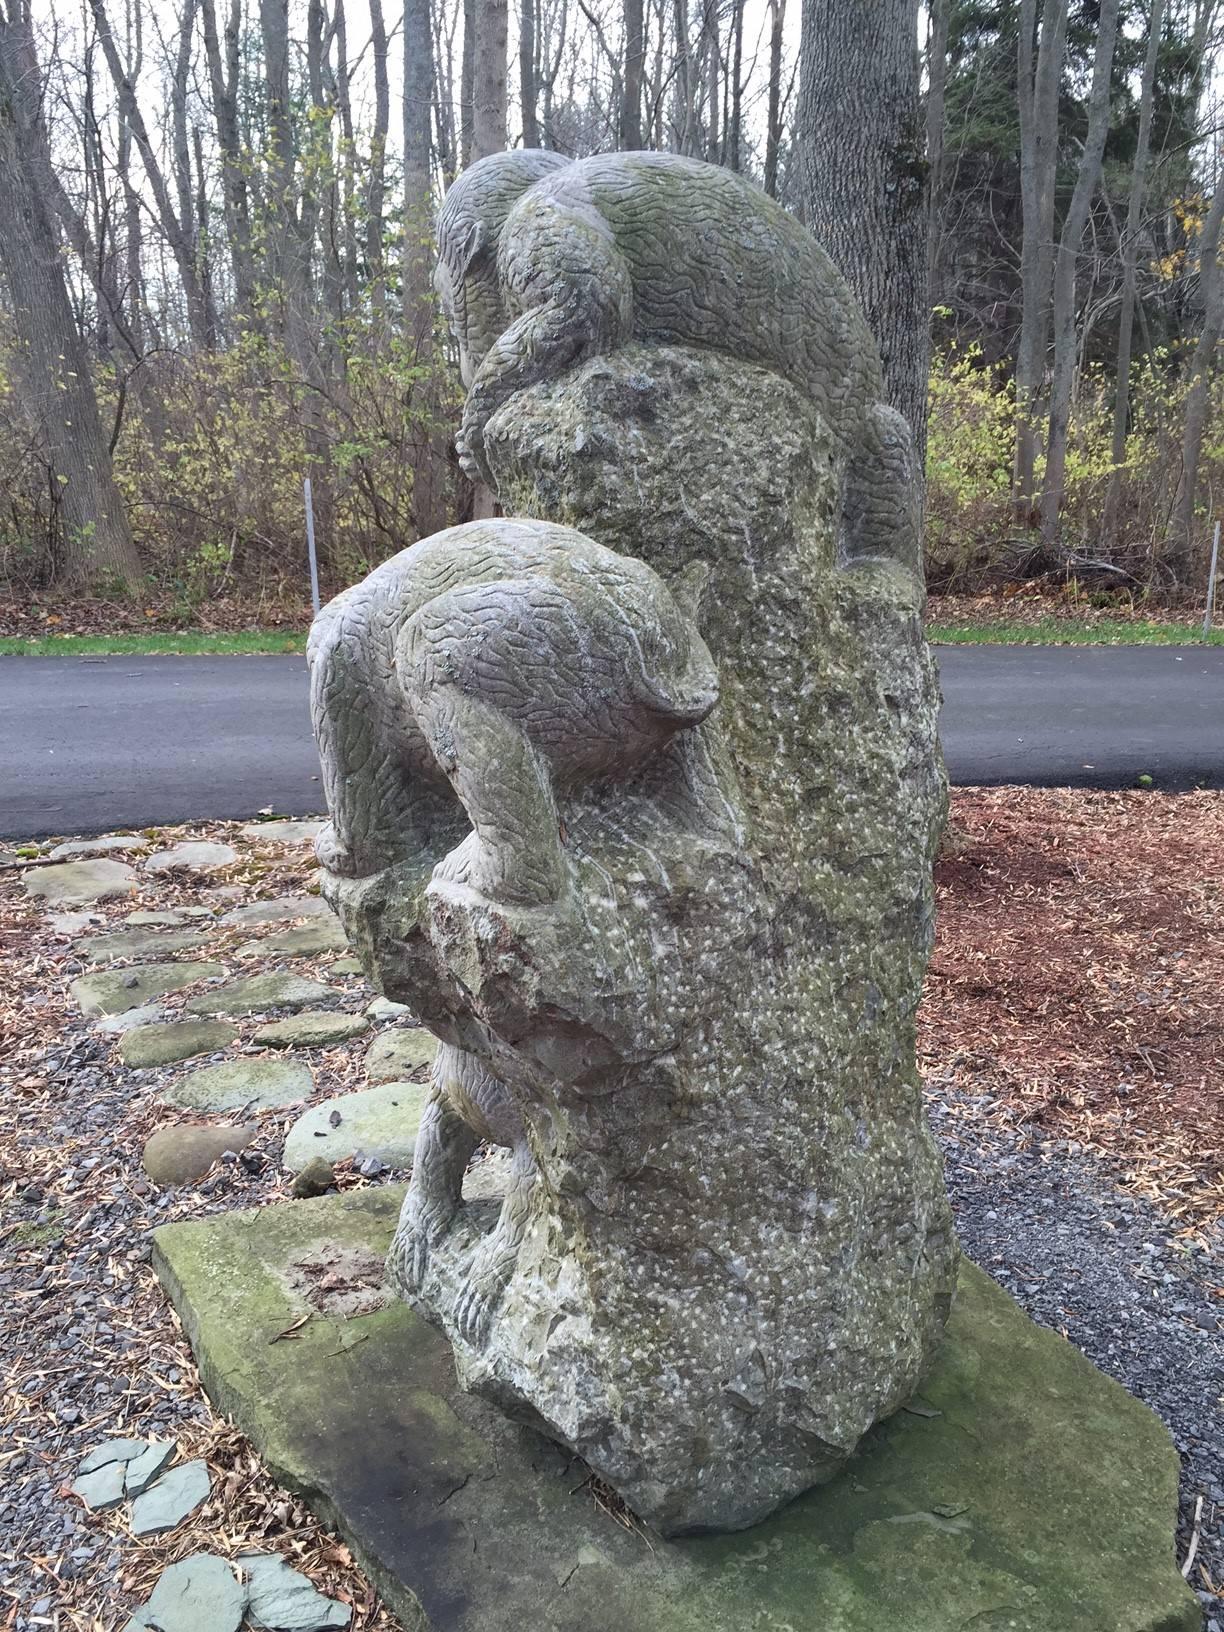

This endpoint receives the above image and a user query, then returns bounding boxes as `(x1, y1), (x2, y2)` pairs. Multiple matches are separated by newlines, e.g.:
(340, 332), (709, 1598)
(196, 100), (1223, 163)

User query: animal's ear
(668, 560), (710, 625)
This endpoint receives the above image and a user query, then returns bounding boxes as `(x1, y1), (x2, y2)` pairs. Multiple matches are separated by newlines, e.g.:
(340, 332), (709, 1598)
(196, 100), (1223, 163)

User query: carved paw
(314, 822), (361, 878)
(456, 418), (490, 487)
(453, 1270), (505, 1348)
(393, 1202), (453, 1291)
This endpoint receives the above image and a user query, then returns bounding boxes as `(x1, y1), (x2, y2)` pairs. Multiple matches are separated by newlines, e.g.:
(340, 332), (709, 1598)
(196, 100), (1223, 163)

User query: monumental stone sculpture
(311, 150), (958, 1537)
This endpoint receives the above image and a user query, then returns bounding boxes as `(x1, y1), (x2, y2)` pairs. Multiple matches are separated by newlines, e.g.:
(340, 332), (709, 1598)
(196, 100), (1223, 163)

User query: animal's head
(435, 149), (569, 385)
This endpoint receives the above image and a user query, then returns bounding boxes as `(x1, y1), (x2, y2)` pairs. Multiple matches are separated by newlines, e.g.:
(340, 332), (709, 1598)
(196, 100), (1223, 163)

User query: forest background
(1, 0), (1222, 625)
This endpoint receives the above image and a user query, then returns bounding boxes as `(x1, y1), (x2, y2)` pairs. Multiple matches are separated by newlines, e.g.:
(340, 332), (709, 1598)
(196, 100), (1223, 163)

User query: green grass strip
(0, 629), (307, 657)
(926, 618), (1224, 648)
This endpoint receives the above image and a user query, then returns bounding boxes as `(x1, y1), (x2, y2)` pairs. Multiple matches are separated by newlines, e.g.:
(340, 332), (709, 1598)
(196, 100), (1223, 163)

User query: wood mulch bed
(0, 592), (314, 640)
(921, 786), (1224, 1236)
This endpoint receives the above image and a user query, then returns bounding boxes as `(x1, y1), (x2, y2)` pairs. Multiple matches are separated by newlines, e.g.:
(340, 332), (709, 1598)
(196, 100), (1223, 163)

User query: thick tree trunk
(621, 0), (645, 149)
(1169, 182), (1224, 581)
(1013, 0), (1068, 521)
(521, 0), (540, 145)
(0, 5), (140, 588)
(797, 0), (929, 452)
(925, 0), (949, 307)
(200, 0), (257, 319)
(1101, 0), (1164, 550)
(764, 0), (785, 198)
(460, 0), (476, 166)
(472, 0), (508, 158)
(1038, 0), (1120, 551)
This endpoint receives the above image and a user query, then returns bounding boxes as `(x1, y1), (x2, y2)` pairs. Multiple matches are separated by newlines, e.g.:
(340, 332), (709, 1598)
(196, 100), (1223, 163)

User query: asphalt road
(1, 645), (1221, 839)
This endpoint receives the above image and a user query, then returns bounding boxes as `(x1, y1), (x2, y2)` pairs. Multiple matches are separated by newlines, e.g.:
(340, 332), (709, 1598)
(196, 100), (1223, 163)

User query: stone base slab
(152, 1189), (1198, 1632)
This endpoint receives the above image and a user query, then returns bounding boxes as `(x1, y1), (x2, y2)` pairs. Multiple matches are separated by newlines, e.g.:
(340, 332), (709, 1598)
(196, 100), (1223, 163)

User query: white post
(304, 476), (321, 617)
(1205, 517), (1221, 641)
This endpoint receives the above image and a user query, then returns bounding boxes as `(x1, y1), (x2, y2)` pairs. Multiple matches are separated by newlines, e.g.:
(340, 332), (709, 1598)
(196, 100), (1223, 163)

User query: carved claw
(393, 1200), (454, 1291)
(314, 822), (357, 877)
(457, 416), (491, 487)
(453, 1271), (504, 1347)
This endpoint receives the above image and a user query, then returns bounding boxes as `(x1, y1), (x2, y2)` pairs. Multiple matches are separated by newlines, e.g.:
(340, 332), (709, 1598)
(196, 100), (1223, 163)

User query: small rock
(129, 1459), (211, 1536)
(291, 1158), (336, 1199)
(142, 1125), (258, 1185)
(72, 961), (226, 1017)
(144, 841), (239, 874)
(124, 1440), (175, 1496)
(254, 1011), (370, 1049)
(239, 1551), (351, 1630)
(165, 1058), (312, 1112)
(22, 859), (137, 906)
(71, 1463), (127, 1511)
(79, 1437), (150, 1474)
(49, 834), (148, 860)
(124, 1551), (243, 1630)
(94, 1004), (169, 1034)
(240, 819), (326, 844)
(282, 1082), (429, 1172)
(220, 895), (334, 928)
(365, 996), (413, 1021)
(47, 910), (99, 935)
(365, 1028), (437, 1083)
(185, 973), (337, 1017)
(120, 1019), (240, 1069)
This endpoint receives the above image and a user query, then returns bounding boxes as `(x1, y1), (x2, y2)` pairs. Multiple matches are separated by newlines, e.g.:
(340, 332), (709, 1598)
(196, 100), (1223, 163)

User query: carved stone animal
(435, 148), (921, 575)
(308, 516), (719, 898)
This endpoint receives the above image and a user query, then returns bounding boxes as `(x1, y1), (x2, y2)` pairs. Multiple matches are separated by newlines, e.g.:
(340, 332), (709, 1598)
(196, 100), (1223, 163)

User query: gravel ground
(931, 1088), (1224, 1627)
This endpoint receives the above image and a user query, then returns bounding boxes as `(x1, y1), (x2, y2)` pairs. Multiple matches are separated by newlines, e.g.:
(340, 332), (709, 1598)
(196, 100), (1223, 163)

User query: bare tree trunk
(460, 0), (476, 166)
(1038, 0), (1120, 551)
(521, 0), (540, 145)
(0, 1), (140, 588)
(200, 0), (257, 318)
(472, 0), (508, 158)
(764, 0), (785, 198)
(405, 0), (449, 536)
(727, 0), (744, 170)
(1013, 0), (1068, 521)
(925, 0), (949, 308)
(797, 0), (929, 451)
(1169, 181), (1224, 581)
(1101, 0), (1164, 550)
(621, 0), (644, 148)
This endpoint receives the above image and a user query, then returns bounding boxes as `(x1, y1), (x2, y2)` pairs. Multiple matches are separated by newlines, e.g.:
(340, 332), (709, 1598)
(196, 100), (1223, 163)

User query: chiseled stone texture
(152, 1188), (1200, 1632)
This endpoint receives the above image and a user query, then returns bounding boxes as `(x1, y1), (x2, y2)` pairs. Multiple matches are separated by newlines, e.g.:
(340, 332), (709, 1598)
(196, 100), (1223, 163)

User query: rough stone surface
(254, 1011), (370, 1049)
(329, 956), (363, 975)
(312, 157), (950, 1530)
(47, 910), (100, 934)
(77, 926), (212, 964)
(239, 1552), (352, 1630)
(364, 1028), (437, 1083)
(127, 908), (195, 926)
(129, 1458), (211, 1535)
(22, 858), (137, 906)
(49, 833), (148, 859)
(185, 973), (337, 1017)
(119, 1018), (239, 1068)
(221, 895), (334, 927)
(166, 1057), (312, 1112)
(291, 1158), (336, 1199)
(144, 841), (239, 873)
(242, 820), (327, 844)
(94, 1003), (167, 1034)
(152, 1188), (1200, 1632)
(142, 1124), (256, 1185)
(70, 1462), (127, 1511)
(124, 1553), (243, 1631)
(281, 1084), (427, 1172)
(124, 1439), (175, 1495)
(71, 961), (225, 1016)
(365, 996), (412, 1021)
(239, 920), (350, 960)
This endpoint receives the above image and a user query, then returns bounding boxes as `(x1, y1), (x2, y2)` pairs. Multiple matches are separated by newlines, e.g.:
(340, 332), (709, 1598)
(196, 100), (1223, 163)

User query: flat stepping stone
(120, 1019), (239, 1068)
(145, 841), (239, 874)
(47, 910), (100, 934)
(255, 1012), (370, 1050)
(127, 908), (192, 926)
(72, 961), (226, 1017)
(239, 1552), (351, 1630)
(365, 996), (413, 1021)
(328, 956), (363, 975)
(365, 1029), (437, 1083)
(77, 926), (212, 965)
(49, 834), (147, 859)
(186, 973), (337, 1017)
(166, 1058), (313, 1112)
(282, 1082), (429, 1172)
(129, 1459), (211, 1537)
(221, 894), (334, 928)
(94, 1004), (168, 1034)
(241, 819), (326, 844)
(239, 920), (349, 960)
(22, 859), (136, 906)
(142, 1124), (257, 1185)
(125, 1440), (175, 1495)
(71, 1462), (127, 1511)
(124, 1552), (242, 1632)
(79, 1436), (150, 1473)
